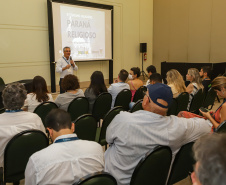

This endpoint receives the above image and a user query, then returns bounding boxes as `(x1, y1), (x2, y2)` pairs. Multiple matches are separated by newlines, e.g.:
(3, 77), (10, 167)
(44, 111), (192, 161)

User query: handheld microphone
(70, 56), (73, 66)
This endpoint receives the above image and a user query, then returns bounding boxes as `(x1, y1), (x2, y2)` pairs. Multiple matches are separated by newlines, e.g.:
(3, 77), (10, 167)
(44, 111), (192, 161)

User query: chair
(175, 92), (189, 115)
(167, 98), (177, 116)
(216, 120), (226, 133)
(33, 101), (58, 127)
(189, 89), (205, 113)
(0, 77), (5, 86)
(0, 108), (5, 114)
(202, 88), (217, 109)
(114, 89), (132, 111)
(167, 142), (195, 185)
(133, 86), (147, 102)
(130, 100), (143, 113)
(67, 97), (89, 122)
(74, 114), (97, 141)
(0, 129), (49, 185)
(92, 92), (112, 122)
(73, 171), (117, 185)
(98, 106), (124, 149)
(130, 146), (172, 185)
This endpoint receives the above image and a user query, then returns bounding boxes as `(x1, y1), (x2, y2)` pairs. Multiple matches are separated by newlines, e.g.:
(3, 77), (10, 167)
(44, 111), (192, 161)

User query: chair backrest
(0, 77), (5, 86)
(33, 101), (58, 127)
(189, 89), (205, 113)
(92, 92), (112, 121)
(74, 114), (97, 141)
(99, 106), (124, 146)
(202, 88), (217, 109)
(167, 142), (195, 185)
(0, 108), (5, 114)
(133, 86), (147, 102)
(167, 98), (177, 116)
(175, 92), (189, 115)
(130, 146), (172, 185)
(4, 129), (49, 183)
(67, 97), (89, 122)
(130, 100), (143, 113)
(216, 120), (226, 133)
(114, 89), (132, 111)
(74, 172), (117, 185)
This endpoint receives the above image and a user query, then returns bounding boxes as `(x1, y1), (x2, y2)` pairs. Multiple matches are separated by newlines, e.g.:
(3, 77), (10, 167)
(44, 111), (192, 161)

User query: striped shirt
(104, 110), (211, 185)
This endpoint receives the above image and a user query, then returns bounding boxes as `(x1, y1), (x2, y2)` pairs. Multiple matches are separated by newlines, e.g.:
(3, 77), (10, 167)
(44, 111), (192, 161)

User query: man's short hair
(149, 73), (162, 83)
(118, 69), (129, 82)
(193, 133), (226, 185)
(45, 109), (72, 132)
(146, 65), (156, 74)
(63, 46), (70, 52)
(2, 82), (27, 110)
(201, 66), (212, 78)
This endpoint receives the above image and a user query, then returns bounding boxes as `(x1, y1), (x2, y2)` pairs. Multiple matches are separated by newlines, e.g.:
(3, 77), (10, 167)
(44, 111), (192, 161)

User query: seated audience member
(23, 76), (53, 112)
(0, 83), (45, 167)
(199, 66), (212, 93)
(104, 83), (211, 185)
(186, 68), (204, 110)
(146, 65), (156, 85)
(55, 74), (84, 111)
(25, 109), (104, 185)
(200, 76), (226, 129)
(85, 71), (107, 113)
(166, 69), (186, 98)
(191, 133), (226, 185)
(108, 69), (130, 108)
(127, 67), (143, 101)
(149, 73), (162, 85)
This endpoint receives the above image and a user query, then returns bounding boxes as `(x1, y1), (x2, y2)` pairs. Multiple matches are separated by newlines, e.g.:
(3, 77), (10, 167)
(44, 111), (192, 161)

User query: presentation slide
(52, 2), (112, 61)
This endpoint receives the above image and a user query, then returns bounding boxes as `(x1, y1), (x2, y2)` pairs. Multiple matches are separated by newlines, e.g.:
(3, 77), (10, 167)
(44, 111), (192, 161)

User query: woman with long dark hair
(24, 76), (53, 112)
(85, 71), (107, 113)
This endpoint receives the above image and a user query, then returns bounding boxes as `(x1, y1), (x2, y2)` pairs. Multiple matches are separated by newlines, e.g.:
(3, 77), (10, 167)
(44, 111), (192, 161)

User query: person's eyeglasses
(143, 91), (151, 103)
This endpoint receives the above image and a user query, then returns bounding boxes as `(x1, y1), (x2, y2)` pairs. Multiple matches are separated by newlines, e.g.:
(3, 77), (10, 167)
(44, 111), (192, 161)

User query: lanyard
(5, 109), (23, 113)
(54, 137), (79, 143)
(62, 56), (70, 65)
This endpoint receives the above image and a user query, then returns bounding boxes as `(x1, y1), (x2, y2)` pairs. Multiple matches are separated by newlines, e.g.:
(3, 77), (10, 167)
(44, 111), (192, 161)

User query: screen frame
(47, 0), (114, 92)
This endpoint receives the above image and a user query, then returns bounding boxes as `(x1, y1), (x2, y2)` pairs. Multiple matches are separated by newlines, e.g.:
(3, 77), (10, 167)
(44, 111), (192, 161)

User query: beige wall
(153, 0), (226, 72)
(0, 0), (153, 90)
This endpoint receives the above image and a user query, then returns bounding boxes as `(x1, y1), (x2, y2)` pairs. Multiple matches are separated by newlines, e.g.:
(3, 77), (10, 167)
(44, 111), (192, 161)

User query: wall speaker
(140, 43), (147, 53)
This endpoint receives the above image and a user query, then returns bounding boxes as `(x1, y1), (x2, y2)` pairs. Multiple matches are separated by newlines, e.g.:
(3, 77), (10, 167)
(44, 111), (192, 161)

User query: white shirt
(0, 111), (46, 167)
(108, 82), (130, 108)
(104, 110), (212, 185)
(56, 56), (78, 78)
(24, 93), (54, 112)
(25, 134), (104, 185)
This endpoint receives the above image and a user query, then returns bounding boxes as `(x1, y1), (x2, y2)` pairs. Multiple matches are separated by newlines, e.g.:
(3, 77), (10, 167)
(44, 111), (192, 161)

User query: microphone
(70, 56), (73, 66)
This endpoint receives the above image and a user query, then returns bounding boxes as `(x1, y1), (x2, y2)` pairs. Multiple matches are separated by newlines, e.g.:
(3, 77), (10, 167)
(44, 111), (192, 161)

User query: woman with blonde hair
(166, 69), (186, 98)
(200, 76), (226, 129)
(186, 68), (204, 110)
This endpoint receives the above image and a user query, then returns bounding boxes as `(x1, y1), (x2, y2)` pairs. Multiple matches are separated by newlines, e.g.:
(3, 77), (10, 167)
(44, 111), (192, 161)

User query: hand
(63, 64), (71, 70)
(199, 109), (212, 119)
(114, 79), (118, 83)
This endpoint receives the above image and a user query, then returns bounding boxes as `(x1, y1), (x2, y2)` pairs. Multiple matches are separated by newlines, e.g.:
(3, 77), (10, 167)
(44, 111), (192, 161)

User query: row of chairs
(167, 87), (217, 116)
(1, 118), (225, 185)
(0, 128), (193, 185)
(0, 128), (191, 185)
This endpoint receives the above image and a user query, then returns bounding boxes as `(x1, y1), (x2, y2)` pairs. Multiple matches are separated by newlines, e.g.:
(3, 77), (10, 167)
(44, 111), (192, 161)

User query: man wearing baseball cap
(105, 83), (212, 185)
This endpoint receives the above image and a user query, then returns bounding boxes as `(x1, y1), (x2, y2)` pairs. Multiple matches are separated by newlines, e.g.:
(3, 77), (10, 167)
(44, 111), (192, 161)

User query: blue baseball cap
(147, 83), (173, 108)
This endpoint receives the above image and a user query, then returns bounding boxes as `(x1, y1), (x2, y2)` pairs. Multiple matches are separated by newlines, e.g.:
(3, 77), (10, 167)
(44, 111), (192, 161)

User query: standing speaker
(140, 43), (147, 53)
